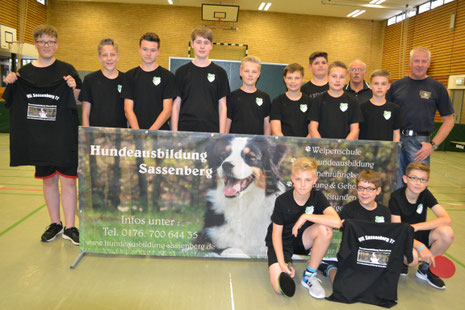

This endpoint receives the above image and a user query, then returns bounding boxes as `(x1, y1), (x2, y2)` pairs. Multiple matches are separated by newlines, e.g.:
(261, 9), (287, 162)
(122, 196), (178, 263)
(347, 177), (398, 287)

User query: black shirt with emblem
(344, 81), (373, 104)
(175, 62), (230, 133)
(340, 200), (391, 223)
(386, 76), (454, 133)
(388, 186), (438, 224)
(79, 70), (127, 128)
(301, 81), (329, 99)
(359, 100), (403, 141)
(265, 188), (331, 249)
(308, 91), (362, 139)
(227, 88), (271, 135)
(121, 66), (176, 130)
(270, 93), (312, 137)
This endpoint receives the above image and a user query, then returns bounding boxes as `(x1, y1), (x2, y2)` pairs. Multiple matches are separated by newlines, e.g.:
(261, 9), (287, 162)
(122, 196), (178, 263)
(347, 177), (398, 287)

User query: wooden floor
(0, 133), (464, 310)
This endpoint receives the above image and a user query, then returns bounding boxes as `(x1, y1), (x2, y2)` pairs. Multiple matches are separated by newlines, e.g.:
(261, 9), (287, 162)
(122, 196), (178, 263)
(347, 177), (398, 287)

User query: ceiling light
(258, 2), (266, 10)
(347, 9), (360, 17)
(168, 0), (173, 4)
(352, 9), (366, 17)
(264, 3), (272, 11)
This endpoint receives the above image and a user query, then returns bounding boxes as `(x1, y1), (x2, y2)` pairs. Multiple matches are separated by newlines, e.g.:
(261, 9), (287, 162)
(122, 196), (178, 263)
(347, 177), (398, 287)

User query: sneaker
(318, 261), (337, 277)
(400, 264), (409, 276)
(63, 227), (80, 245)
(41, 222), (63, 242)
(416, 267), (446, 290)
(301, 271), (325, 299)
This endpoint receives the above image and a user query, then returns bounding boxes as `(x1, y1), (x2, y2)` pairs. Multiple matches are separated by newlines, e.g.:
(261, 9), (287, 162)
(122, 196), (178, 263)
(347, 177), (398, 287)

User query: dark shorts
(414, 230), (431, 246)
(35, 165), (78, 179)
(267, 226), (311, 266)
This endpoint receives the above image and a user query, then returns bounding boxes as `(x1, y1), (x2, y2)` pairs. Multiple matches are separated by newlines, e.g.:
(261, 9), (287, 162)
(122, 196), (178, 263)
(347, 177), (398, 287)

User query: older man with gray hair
(344, 59), (372, 104)
(386, 46), (454, 188)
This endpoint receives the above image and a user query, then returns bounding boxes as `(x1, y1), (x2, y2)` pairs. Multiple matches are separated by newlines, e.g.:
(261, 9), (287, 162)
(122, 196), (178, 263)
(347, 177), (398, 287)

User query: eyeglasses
(36, 41), (57, 47)
(406, 176), (428, 183)
(356, 186), (377, 192)
(351, 68), (364, 72)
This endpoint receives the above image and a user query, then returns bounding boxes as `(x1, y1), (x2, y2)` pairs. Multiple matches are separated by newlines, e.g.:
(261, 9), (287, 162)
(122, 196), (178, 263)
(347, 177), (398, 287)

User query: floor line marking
(444, 253), (465, 270)
(229, 272), (235, 310)
(0, 187), (42, 192)
(0, 204), (46, 237)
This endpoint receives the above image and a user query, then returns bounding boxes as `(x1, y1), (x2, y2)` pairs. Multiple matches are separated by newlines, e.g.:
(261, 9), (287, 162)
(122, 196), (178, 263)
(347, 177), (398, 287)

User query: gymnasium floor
(0, 132), (463, 310)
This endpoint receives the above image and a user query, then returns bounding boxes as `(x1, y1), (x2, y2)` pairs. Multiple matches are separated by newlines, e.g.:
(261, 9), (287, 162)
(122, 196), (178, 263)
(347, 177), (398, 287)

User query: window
(431, 0), (444, 9)
(419, 2), (431, 13)
(387, 17), (397, 26)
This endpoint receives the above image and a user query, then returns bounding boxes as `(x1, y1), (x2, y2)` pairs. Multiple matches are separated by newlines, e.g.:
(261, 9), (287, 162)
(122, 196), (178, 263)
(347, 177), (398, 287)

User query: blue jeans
(396, 135), (430, 189)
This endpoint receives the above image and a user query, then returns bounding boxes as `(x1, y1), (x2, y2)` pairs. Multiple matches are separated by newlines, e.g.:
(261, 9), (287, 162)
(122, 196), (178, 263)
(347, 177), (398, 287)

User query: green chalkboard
(169, 57), (287, 100)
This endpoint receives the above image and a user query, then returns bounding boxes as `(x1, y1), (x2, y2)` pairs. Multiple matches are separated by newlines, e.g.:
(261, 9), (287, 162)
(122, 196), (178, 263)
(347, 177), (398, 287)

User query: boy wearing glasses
(389, 162), (454, 290)
(3, 24), (81, 245)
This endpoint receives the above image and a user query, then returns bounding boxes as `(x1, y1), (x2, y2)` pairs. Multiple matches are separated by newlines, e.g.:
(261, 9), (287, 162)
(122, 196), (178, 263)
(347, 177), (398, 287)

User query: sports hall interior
(0, 0), (464, 309)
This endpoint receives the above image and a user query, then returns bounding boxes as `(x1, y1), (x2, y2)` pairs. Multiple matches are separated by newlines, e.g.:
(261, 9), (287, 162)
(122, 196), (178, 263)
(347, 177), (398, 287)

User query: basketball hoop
(7, 41), (24, 53)
(216, 17), (224, 30)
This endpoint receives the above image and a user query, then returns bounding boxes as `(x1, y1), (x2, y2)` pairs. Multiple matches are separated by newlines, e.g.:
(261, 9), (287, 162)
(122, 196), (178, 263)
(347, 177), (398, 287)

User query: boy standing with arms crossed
(389, 162), (454, 289)
(270, 63), (312, 137)
(122, 33), (175, 130)
(226, 56), (271, 135)
(359, 69), (403, 142)
(308, 61), (362, 140)
(3, 25), (81, 245)
(172, 27), (230, 133)
(265, 157), (341, 299)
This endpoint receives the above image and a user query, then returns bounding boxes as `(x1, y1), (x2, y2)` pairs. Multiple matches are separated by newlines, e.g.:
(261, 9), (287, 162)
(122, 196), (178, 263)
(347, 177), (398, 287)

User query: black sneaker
(318, 261), (337, 277)
(41, 222), (63, 242)
(400, 264), (409, 276)
(63, 227), (80, 245)
(416, 267), (446, 290)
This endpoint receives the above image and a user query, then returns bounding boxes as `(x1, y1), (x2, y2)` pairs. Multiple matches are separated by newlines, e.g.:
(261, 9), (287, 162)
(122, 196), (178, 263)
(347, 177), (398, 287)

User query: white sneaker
(301, 271), (325, 299)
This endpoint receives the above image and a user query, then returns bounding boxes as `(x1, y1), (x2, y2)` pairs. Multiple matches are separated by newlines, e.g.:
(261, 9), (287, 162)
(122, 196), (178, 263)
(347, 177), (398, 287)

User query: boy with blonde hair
(265, 157), (341, 299)
(226, 56), (271, 135)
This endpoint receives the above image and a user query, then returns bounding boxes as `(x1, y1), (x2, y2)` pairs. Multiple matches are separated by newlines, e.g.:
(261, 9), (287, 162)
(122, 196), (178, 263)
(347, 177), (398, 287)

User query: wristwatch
(431, 141), (438, 150)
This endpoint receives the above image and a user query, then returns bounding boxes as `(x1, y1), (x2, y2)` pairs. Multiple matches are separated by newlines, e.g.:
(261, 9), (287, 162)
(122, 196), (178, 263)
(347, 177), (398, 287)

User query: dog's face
(206, 136), (288, 198)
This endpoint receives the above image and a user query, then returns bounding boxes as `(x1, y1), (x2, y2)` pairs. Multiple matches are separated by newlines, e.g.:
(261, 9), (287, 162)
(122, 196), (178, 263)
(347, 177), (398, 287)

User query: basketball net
(8, 41), (25, 69)
(216, 18), (224, 30)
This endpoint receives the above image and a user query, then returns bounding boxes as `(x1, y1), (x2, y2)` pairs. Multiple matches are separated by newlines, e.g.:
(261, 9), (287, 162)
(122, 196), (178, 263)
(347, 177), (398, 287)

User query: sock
(305, 266), (317, 277)
(420, 262), (429, 271)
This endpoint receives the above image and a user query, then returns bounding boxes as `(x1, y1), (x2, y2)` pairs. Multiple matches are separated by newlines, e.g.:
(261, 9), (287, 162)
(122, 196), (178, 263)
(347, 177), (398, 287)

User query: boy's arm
(171, 96), (181, 131)
(309, 121), (321, 138)
(81, 101), (91, 127)
(345, 123), (359, 140)
(272, 223), (294, 275)
(263, 116), (271, 135)
(4, 72), (19, 84)
(225, 118), (232, 133)
(270, 120), (284, 136)
(149, 98), (173, 130)
(124, 98), (140, 129)
(292, 206), (341, 236)
(218, 96), (227, 133)
(393, 129), (400, 142)
(411, 204), (452, 232)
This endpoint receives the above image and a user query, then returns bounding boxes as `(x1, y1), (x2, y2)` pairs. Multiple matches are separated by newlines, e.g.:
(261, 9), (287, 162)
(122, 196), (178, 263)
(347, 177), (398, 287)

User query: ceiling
(59, 0), (430, 21)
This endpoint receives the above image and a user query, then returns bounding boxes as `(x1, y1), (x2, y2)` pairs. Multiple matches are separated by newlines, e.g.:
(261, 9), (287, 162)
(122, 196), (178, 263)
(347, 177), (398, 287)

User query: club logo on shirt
(207, 73), (215, 82)
(375, 216), (385, 223)
(153, 77), (161, 86)
(383, 110), (391, 120)
(256, 97), (263, 106)
(300, 104), (308, 113)
(340, 102), (348, 112)
(117, 84), (122, 93)
(416, 204), (424, 214)
(419, 90), (431, 99)
(305, 206), (314, 214)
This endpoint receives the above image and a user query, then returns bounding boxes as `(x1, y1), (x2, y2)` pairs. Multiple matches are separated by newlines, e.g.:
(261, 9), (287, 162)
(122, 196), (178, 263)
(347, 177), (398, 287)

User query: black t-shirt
(359, 100), (403, 141)
(386, 76), (454, 133)
(328, 219), (414, 308)
(270, 93), (312, 137)
(344, 81), (373, 105)
(340, 200), (391, 223)
(121, 66), (175, 130)
(301, 81), (329, 99)
(78, 70), (127, 128)
(388, 186), (438, 224)
(308, 91), (363, 139)
(227, 88), (271, 135)
(175, 62), (230, 133)
(265, 189), (331, 249)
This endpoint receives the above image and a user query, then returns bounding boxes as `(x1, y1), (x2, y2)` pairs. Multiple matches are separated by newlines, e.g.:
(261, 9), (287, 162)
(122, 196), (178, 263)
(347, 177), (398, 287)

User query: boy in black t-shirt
(308, 61), (362, 140)
(80, 38), (126, 128)
(359, 69), (403, 141)
(270, 63), (312, 137)
(171, 27), (230, 133)
(122, 33), (175, 130)
(301, 51), (329, 99)
(226, 56), (271, 135)
(389, 162), (454, 290)
(3, 25), (81, 245)
(265, 157), (341, 299)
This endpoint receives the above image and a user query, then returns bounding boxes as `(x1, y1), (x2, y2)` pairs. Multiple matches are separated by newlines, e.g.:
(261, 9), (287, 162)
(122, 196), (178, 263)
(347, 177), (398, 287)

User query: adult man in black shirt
(344, 59), (372, 104)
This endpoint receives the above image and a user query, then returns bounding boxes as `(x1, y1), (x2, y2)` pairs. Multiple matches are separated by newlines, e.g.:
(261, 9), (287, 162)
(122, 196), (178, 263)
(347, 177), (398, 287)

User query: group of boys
(267, 159), (454, 301)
